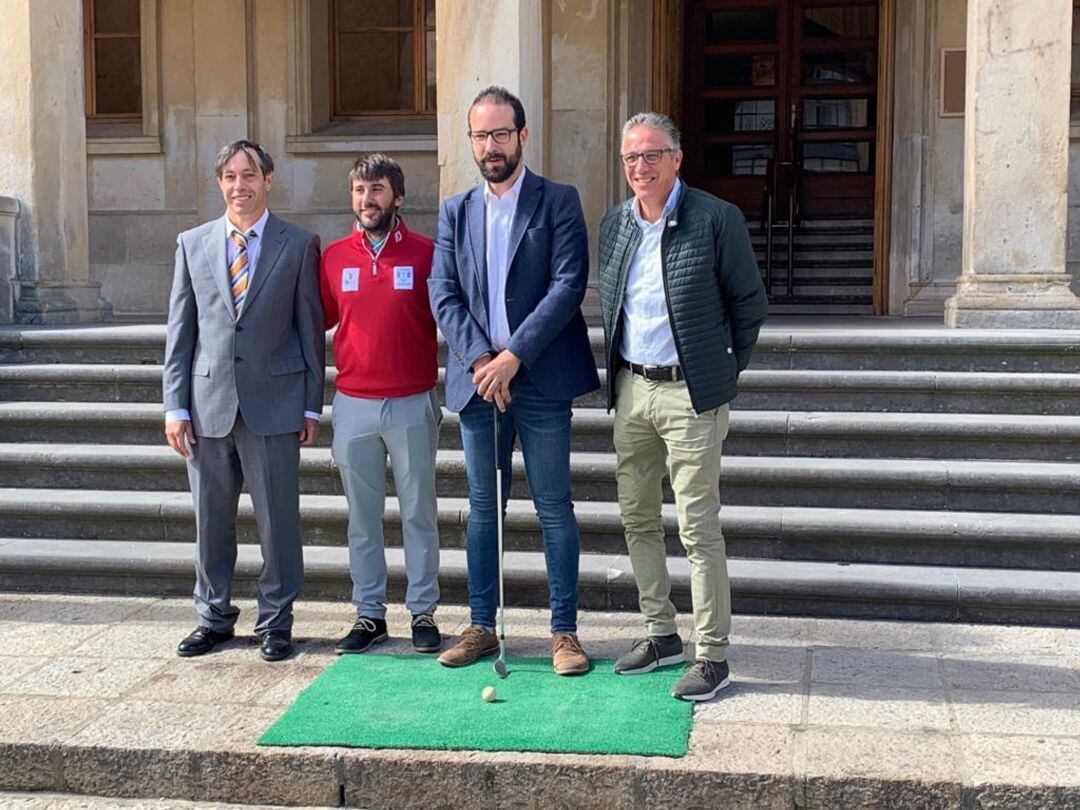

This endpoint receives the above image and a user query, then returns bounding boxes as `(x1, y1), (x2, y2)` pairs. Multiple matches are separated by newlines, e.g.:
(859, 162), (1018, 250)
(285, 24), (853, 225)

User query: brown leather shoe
(552, 632), (590, 675)
(437, 625), (499, 667)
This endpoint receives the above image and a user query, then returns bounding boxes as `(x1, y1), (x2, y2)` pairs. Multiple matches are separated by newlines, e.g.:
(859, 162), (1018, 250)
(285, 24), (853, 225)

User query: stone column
(0, 0), (110, 323)
(435, 0), (549, 200)
(944, 0), (1080, 327)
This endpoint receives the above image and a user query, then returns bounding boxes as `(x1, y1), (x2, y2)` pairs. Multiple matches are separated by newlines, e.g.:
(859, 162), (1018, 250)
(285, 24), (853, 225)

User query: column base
(14, 281), (113, 325)
(944, 273), (1080, 329)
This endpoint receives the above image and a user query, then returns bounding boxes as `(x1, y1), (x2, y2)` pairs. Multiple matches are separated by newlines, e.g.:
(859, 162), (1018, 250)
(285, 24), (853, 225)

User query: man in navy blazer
(429, 86), (599, 675)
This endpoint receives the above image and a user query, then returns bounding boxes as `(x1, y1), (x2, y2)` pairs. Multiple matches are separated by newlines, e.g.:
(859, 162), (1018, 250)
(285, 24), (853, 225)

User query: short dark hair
(469, 85), (526, 130)
(348, 153), (406, 200)
(214, 140), (274, 178)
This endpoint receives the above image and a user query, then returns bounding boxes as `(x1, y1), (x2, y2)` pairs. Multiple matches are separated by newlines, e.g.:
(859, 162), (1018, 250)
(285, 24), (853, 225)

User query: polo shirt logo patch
(393, 266), (414, 290)
(342, 267), (359, 292)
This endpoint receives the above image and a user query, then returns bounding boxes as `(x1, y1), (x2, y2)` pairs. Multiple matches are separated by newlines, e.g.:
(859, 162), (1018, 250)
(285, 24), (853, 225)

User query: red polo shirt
(320, 218), (438, 399)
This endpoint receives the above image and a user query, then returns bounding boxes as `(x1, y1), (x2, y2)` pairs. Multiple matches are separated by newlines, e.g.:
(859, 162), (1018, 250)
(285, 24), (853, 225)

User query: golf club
(493, 405), (508, 679)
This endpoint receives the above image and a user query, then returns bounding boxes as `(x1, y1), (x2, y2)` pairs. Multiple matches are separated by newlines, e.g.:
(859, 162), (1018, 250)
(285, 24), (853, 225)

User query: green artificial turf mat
(258, 654), (693, 757)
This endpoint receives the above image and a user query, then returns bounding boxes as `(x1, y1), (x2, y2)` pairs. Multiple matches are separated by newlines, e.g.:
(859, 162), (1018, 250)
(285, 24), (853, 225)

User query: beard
(354, 202), (396, 237)
(476, 142), (522, 184)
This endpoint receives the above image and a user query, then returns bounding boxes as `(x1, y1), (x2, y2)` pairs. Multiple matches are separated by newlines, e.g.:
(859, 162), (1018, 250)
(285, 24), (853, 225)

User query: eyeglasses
(467, 128), (520, 145)
(620, 149), (675, 167)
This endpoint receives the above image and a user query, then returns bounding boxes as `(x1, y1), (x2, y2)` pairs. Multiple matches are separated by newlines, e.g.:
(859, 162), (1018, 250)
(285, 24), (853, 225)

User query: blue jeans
(458, 374), (580, 633)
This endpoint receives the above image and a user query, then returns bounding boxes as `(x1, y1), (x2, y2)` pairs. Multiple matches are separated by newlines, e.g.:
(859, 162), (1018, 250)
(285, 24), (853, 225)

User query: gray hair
(621, 112), (681, 151)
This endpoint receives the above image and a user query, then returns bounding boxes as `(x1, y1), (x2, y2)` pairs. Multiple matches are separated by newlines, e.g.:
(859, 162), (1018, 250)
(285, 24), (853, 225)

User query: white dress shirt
(166, 207), (319, 423)
(484, 168), (527, 351)
(619, 178), (682, 366)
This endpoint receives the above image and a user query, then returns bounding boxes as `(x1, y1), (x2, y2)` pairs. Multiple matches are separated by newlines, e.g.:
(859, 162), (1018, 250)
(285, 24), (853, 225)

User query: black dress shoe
(411, 613), (442, 653)
(177, 626), (234, 658)
(260, 630), (293, 662)
(335, 616), (388, 655)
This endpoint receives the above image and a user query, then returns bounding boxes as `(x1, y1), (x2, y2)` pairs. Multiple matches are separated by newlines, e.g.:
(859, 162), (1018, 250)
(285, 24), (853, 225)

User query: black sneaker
(672, 659), (731, 701)
(411, 613), (442, 653)
(335, 616), (388, 655)
(613, 634), (685, 675)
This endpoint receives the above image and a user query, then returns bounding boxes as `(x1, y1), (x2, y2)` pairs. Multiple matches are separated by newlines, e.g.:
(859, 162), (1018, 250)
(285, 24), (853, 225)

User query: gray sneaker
(614, 634), (685, 675)
(672, 659), (731, 701)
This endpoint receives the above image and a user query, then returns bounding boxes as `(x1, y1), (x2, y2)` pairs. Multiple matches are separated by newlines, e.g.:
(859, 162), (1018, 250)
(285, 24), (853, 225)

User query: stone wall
(892, 0), (967, 316)
(88, 0), (439, 320)
(1068, 5), (1080, 294)
(550, 0), (612, 237)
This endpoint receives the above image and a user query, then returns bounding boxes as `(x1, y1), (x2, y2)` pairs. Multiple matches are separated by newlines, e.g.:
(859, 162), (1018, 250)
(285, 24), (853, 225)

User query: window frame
(328, 0), (436, 121)
(83, 0), (143, 121)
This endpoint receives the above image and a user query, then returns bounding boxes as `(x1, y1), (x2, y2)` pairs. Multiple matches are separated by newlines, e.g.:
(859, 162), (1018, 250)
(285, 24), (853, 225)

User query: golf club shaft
(495, 407), (505, 646)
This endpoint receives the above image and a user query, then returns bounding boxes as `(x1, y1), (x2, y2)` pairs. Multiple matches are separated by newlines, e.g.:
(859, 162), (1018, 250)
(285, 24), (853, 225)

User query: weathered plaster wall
(1068, 6), (1080, 292)
(88, 0), (440, 319)
(928, 0), (966, 294)
(892, 0), (966, 317)
(550, 0), (610, 236)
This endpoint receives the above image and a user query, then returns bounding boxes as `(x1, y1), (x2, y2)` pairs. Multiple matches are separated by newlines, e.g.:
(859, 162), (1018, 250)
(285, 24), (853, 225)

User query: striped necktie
(229, 229), (252, 315)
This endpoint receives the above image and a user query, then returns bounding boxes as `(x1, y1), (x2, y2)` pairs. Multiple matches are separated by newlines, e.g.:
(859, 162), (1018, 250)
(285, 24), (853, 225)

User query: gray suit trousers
(187, 411), (303, 634)
(331, 389), (440, 618)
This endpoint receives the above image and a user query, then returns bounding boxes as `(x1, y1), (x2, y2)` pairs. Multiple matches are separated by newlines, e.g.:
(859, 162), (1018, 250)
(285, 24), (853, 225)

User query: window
(330, 0), (436, 119)
(84, 0), (142, 120)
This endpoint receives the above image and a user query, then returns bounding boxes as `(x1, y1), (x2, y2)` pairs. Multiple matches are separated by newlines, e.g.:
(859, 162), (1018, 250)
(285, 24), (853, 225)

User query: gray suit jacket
(163, 212), (325, 438)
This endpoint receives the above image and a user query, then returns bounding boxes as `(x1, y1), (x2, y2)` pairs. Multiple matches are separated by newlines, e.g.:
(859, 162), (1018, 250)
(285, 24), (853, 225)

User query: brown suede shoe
(437, 625), (499, 667)
(552, 632), (590, 675)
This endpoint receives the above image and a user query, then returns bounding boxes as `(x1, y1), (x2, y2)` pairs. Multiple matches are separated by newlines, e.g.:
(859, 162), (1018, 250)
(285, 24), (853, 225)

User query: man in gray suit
(163, 140), (325, 662)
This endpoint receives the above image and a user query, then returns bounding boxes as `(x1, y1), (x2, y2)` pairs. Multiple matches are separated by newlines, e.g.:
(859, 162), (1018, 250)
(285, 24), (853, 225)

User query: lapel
(238, 212), (287, 319)
(202, 216), (236, 322)
(465, 188), (489, 318)
(505, 169), (542, 274)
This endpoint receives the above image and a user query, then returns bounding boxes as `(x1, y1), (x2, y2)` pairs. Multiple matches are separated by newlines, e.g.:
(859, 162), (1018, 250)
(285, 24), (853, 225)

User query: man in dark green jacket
(598, 112), (767, 701)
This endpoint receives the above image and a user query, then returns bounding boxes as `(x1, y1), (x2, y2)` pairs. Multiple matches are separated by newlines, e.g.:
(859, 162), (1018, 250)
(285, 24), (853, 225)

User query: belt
(625, 360), (683, 382)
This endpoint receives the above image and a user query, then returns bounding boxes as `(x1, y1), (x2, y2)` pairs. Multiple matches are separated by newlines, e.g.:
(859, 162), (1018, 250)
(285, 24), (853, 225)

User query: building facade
(1, 0), (1079, 327)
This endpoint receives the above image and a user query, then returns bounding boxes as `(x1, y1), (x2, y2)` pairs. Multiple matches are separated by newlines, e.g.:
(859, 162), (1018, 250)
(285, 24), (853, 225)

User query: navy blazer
(429, 169), (600, 413)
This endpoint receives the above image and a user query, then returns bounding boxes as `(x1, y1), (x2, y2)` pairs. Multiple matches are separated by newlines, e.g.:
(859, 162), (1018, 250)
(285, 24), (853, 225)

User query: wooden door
(682, 0), (879, 220)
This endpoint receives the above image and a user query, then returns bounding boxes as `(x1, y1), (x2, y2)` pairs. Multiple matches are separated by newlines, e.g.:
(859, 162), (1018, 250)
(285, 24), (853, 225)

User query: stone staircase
(750, 218), (875, 315)
(1, 319), (1079, 625)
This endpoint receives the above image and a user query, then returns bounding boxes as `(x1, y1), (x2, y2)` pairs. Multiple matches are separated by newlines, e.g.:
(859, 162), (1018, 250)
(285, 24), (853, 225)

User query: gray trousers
(331, 388), (441, 618)
(186, 412), (303, 634)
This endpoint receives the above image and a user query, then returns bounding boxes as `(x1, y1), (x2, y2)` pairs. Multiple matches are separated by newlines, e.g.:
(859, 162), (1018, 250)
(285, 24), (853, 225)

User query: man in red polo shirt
(320, 154), (442, 654)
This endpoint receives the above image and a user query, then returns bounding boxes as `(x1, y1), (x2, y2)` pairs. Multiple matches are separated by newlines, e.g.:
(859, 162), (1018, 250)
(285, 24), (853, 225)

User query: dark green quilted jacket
(597, 184), (768, 413)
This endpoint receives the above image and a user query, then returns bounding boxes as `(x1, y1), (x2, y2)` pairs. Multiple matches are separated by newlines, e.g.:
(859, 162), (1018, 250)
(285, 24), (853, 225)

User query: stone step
(1, 488), (1078, 570)
(769, 285), (873, 299)
(4, 323), (1080, 373)
(763, 263), (876, 278)
(6, 600), (1080, 810)
(5, 402), (1080, 460)
(751, 231), (874, 245)
(2, 537), (1078, 626)
(765, 302), (876, 316)
(4, 364), (1080, 413)
(3, 444), (1079, 515)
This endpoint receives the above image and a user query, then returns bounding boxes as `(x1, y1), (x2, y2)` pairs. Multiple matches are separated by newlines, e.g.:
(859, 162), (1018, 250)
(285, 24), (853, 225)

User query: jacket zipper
(658, 216), (695, 413)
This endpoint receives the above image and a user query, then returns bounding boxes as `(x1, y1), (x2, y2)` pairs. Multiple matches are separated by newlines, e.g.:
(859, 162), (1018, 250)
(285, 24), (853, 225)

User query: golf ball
(482, 686), (497, 702)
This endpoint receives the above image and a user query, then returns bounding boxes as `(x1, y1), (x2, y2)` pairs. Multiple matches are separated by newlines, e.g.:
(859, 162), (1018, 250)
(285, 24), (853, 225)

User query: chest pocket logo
(394, 266), (414, 290)
(342, 267), (359, 293)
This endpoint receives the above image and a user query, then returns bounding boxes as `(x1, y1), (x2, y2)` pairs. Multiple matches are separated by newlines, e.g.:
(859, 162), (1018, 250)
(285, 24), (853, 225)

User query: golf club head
(493, 656), (508, 679)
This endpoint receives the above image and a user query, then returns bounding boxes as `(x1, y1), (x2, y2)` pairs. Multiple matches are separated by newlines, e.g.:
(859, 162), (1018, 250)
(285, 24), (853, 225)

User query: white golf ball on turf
(482, 686), (497, 702)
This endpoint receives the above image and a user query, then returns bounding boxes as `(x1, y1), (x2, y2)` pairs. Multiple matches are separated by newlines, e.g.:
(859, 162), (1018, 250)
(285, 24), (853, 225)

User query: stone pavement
(0, 794), (312, 809)
(1, 594), (1079, 808)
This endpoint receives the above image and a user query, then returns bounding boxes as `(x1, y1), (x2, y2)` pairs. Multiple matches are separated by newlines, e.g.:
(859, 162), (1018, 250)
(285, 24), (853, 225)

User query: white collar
(632, 177), (682, 228)
(225, 207), (270, 239)
(484, 166), (527, 205)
